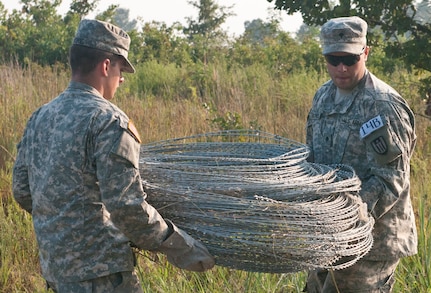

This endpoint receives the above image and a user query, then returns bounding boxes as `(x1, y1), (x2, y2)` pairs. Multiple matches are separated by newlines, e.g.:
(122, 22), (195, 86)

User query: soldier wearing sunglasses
(304, 16), (417, 293)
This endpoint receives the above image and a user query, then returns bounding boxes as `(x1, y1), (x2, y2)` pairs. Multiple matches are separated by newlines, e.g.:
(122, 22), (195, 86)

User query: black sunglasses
(324, 54), (362, 67)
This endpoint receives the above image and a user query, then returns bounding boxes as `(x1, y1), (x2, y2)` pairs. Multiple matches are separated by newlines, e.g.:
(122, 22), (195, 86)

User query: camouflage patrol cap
(73, 19), (135, 73)
(320, 16), (367, 55)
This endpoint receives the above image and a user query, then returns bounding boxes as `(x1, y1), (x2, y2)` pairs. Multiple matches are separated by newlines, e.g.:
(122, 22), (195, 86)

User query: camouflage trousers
(304, 258), (400, 293)
(46, 271), (144, 293)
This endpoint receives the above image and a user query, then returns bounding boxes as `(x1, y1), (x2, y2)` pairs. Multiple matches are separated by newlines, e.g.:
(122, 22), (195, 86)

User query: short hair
(69, 44), (123, 75)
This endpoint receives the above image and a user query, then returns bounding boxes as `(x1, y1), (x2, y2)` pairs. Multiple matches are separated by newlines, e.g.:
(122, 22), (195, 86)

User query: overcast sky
(2, 0), (303, 36)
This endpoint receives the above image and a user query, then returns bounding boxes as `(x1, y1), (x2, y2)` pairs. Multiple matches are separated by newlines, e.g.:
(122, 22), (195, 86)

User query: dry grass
(1, 61), (430, 292)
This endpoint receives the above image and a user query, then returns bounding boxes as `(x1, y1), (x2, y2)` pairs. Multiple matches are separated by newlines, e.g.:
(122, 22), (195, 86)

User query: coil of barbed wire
(139, 130), (374, 273)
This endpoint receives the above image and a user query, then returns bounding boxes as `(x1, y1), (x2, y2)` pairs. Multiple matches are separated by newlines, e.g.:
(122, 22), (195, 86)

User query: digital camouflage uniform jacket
(12, 81), (170, 282)
(306, 71), (417, 260)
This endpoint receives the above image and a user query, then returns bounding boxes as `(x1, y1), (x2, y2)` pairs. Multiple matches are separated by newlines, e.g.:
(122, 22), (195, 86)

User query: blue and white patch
(359, 115), (384, 139)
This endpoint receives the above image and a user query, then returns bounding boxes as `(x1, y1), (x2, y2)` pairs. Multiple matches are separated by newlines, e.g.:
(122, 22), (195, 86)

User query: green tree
(130, 20), (191, 66)
(94, 4), (118, 23)
(113, 7), (137, 31)
(0, 0), (75, 66)
(0, 0), (139, 67)
(295, 23), (319, 44)
(230, 26), (314, 77)
(68, 0), (98, 17)
(183, 0), (234, 64)
(0, 4), (29, 63)
(243, 18), (279, 45)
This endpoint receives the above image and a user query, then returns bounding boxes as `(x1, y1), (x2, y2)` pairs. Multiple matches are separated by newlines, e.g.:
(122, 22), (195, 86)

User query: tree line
(1, 0), (429, 98)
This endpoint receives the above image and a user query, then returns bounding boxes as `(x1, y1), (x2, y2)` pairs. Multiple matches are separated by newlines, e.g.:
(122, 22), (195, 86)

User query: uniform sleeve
(305, 91), (321, 163)
(94, 116), (170, 250)
(305, 114), (314, 162)
(359, 99), (416, 220)
(13, 140), (33, 213)
(12, 114), (37, 214)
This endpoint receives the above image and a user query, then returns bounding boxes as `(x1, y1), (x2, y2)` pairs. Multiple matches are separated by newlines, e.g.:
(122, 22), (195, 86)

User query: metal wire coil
(140, 130), (374, 273)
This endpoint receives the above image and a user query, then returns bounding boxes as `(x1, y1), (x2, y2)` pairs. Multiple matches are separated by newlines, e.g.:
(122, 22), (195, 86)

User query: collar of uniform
(67, 81), (104, 99)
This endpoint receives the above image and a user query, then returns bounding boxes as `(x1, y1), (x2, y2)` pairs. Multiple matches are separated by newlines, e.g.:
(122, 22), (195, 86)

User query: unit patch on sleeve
(370, 136), (388, 154)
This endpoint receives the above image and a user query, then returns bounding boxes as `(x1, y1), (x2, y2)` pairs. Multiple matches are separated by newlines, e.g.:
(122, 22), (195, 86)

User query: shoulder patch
(128, 120), (142, 144)
(359, 115), (384, 139)
(361, 117), (402, 165)
(370, 136), (388, 154)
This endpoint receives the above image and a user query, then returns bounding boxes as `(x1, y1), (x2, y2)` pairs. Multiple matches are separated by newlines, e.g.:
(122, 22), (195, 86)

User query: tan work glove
(157, 220), (215, 272)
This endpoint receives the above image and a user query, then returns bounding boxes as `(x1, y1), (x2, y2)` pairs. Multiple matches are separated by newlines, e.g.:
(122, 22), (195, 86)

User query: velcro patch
(360, 115), (384, 139)
(370, 136), (388, 154)
(362, 120), (402, 165)
(128, 120), (142, 144)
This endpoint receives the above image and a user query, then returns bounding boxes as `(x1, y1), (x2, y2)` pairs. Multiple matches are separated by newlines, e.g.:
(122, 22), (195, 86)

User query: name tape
(360, 115), (384, 139)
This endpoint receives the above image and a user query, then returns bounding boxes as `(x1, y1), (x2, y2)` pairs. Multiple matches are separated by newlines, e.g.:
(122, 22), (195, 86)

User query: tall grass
(1, 61), (430, 292)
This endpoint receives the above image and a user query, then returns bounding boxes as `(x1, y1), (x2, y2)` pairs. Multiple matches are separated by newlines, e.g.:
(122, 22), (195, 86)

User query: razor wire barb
(139, 129), (374, 273)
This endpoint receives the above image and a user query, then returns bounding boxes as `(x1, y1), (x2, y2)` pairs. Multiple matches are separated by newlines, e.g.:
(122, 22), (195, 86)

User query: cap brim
(124, 58), (135, 73)
(323, 43), (365, 55)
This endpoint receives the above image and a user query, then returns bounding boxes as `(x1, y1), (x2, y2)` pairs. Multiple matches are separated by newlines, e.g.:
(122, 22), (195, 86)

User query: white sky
(2, 0), (303, 36)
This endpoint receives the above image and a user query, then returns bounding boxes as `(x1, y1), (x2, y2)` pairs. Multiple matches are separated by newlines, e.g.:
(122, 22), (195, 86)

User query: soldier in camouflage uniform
(12, 19), (215, 293)
(304, 16), (417, 293)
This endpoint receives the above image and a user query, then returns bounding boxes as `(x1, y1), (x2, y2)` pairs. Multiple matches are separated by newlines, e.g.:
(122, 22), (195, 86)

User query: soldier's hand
(157, 220), (215, 272)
